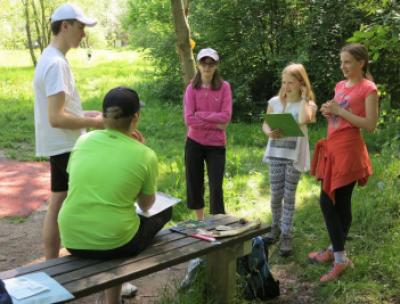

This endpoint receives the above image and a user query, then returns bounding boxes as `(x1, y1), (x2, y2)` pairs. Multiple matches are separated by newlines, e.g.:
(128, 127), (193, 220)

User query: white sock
(334, 251), (347, 264)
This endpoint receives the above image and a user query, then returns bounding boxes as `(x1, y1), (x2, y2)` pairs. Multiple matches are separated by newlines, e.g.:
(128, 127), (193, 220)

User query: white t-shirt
(33, 46), (85, 157)
(262, 96), (314, 172)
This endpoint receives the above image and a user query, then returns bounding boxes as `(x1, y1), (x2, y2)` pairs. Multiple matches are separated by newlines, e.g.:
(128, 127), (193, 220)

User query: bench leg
(204, 240), (252, 304)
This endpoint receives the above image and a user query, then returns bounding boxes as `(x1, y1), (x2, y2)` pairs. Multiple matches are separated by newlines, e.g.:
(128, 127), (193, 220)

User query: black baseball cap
(103, 87), (144, 119)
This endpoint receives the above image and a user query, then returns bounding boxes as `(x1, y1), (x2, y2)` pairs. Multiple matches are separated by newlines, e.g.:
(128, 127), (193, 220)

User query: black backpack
(237, 236), (280, 301)
(0, 279), (12, 304)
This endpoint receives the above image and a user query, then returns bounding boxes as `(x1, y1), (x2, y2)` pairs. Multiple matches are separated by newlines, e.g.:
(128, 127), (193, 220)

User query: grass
(0, 49), (399, 303)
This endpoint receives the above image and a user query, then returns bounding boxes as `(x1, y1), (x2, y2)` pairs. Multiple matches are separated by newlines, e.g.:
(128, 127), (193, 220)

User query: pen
(191, 233), (217, 242)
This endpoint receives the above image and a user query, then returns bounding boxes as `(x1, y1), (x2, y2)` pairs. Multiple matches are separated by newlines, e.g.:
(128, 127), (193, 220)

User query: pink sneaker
(308, 248), (333, 263)
(320, 259), (353, 282)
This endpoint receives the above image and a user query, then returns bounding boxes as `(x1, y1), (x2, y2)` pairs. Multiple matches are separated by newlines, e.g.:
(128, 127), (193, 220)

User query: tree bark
(170, 0), (196, 87)
(39, 0), (50, 47)
(30, 0), (43, 52)
(22, 0), (37, 66)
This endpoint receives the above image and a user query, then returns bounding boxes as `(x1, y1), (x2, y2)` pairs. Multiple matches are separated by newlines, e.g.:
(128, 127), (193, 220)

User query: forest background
(2, 0), (400, 121)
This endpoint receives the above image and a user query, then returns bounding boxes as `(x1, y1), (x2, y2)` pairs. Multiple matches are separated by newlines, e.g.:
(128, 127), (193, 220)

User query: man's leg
(43, 191), (67, 259)
(44, 152), (70, 260)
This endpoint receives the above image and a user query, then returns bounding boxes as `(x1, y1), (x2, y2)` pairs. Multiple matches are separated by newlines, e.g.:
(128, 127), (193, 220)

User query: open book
(135, 192), (181, 218)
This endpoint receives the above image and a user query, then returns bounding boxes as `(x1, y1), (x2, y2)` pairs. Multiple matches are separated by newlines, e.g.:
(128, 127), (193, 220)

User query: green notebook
(264, 113), (304, 137)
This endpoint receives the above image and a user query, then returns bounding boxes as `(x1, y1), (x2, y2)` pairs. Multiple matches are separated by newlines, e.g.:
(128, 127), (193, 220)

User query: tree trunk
(22, 0), (37, 66)
(39, 0), (49, 47)
(30, 0), (43, 52)
(170, 0), (196, 87)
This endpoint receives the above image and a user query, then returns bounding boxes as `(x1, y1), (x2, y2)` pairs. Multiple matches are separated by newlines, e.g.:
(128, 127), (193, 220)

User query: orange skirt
(311, 128), (372, 203)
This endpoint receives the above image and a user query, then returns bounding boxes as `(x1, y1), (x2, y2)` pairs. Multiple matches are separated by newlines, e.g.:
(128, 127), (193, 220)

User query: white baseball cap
(51, 3), (97, 27)
(197, 48), (219, 62)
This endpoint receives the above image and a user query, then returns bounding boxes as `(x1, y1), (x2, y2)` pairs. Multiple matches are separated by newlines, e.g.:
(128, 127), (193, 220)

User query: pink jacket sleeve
(183, 84), (218, 130)
(195, 82), (232, 123)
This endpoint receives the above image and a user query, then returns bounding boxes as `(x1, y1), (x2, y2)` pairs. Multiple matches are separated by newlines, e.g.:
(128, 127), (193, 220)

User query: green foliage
(122, 0), (400, 122)
(124, 0), (183, 100)
(124, 0), (382, 121)
(0, 1), (26, 49)
(0, 0), (127, 50)
(306, 0), (366, 104)
(190, 0), (373, 120)
(348, 0), (400, 108)
(158, 264), (219, 304)
(0, 64), (35, 160)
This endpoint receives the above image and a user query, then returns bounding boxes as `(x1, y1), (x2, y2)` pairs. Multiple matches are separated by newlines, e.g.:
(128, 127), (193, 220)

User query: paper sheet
(4, 272), (74, 304)
(135, 192), (181, 218)
(4, 276), (48, 300)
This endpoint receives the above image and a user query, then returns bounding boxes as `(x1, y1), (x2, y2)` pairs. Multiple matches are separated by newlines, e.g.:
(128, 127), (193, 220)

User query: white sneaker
(121, 282), (138, 298)
(180, 258), (204, 290)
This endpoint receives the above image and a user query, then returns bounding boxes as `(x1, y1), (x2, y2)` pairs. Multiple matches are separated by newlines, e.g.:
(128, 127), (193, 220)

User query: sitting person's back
(59, 127), (157, 251)
(58, 87), (171, 303)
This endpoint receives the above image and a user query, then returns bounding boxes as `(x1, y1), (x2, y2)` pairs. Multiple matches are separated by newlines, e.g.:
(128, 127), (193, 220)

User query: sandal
(308, 248), (333, 263)
(320, 259), (353, 282)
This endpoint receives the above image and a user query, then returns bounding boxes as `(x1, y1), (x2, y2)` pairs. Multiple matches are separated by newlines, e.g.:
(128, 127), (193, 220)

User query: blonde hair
(278, 63), (316, 103)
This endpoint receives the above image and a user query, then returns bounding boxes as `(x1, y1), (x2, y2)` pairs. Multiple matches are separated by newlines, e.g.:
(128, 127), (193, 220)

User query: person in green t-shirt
(58, 86), (172, 303)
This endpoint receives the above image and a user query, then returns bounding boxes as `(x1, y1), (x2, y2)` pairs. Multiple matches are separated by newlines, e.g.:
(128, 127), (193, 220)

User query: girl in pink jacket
(183, 48), (233, 220)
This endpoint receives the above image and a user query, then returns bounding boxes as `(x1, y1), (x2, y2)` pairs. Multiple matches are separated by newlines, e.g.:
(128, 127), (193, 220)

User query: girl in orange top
(309, 43), (379, 282)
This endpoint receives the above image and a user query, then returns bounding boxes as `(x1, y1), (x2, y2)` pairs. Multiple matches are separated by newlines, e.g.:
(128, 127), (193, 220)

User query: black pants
(68, 207), (172, 259)
(320, 182), (356, 252)
(49, 152), (70, 192)
(185, 137), (226, 214)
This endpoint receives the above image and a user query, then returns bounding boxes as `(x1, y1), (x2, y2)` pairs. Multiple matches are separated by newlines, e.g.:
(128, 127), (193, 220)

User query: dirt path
(0, 204), (317, 303)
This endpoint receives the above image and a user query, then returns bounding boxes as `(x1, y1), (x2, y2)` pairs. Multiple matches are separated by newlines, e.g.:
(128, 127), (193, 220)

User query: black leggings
(320, 182), (356, 252)
(68, 207), (172, 259)
(185, 137), (226, 214)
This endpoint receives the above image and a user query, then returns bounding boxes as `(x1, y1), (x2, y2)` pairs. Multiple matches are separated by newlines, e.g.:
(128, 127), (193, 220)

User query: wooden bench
(0, 214), (269, 303)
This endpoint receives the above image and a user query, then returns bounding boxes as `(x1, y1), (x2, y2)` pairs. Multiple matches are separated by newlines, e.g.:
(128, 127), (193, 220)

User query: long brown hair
(192, 68), (224, 90)
(278, 63), (316, 103)
(341, 43), (373, 80)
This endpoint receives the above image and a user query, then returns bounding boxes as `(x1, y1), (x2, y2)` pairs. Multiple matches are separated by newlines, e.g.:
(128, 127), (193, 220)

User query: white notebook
(5, 276), (49, 300)
(4, 272), (74, 303)
(135, 192), (181, 218)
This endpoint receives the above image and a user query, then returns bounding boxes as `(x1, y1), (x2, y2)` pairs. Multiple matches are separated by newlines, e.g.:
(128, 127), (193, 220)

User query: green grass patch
(1, 49), (399, 303)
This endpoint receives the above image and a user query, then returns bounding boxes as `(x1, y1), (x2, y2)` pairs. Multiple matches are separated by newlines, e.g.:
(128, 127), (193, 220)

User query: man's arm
(137, 193), (156, 212)
(48, 92), (104, 129)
